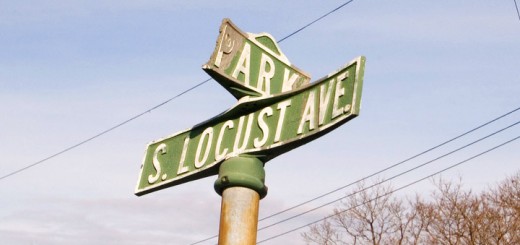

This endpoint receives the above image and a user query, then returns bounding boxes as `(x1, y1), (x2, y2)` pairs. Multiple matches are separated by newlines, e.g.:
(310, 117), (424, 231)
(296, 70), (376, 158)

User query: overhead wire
(258, 106), (520, 222)
(257, 134), (520, 243)
(184, 0), (518, 242)
(256, 118), (520, 232)
(514, 0), (520, 22)
(278, 0), (355, 43)
(5, 0), (516, 243)
(0, 78), (211, 182)
(190, 106), (520, 244)
(1, 0), (357, 182)
(185, 0), (517, 243)
(187, 1), (357, 244)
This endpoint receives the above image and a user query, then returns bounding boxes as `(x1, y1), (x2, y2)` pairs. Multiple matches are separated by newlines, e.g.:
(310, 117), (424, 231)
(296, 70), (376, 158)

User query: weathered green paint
(214, 156), (267, 199)
(135, 56), (365, 196)
(203, 18), (310, 99)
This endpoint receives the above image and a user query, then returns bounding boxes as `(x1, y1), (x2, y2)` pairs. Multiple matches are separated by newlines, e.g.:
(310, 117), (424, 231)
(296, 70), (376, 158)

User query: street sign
(203, 18), (311, 99)
(135, 56), (365, 196)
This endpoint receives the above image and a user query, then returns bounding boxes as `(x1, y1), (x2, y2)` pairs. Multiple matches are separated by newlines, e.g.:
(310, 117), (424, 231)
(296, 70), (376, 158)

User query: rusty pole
(218, 186), (260, 244)
(214, 156), (267, 245)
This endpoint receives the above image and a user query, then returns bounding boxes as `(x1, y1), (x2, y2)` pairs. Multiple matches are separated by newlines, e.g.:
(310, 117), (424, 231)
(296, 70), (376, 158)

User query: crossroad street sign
(203, 19), (311, 99)
(135, 56), (365, 196)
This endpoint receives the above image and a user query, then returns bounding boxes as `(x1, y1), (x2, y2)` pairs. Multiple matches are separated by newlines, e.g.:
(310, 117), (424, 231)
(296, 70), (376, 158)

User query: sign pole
(133, 18), (365, 245)
(214, 156), (267, 245)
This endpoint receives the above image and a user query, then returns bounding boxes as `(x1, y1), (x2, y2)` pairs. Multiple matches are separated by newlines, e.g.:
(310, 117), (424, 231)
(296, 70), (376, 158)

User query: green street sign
(203, 19), (311, 99)
(135, 56), (365, 196)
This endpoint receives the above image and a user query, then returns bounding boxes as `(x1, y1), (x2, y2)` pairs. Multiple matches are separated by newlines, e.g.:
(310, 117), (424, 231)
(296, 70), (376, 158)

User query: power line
(187, 2), (358, 245)
(514, 0), (520, 22)
(257, 134), (520, 244)
(278, 0), (355, 43)
(256, 119), (520, 232)
(1, 0), (357, 182)
(0, 78), (212, 182)
(190, 106), (520, 244)
(258, 106), (520, 222)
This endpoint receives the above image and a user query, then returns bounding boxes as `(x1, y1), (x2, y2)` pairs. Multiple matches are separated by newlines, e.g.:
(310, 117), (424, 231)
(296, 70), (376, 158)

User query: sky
(1, 0), (520, 244)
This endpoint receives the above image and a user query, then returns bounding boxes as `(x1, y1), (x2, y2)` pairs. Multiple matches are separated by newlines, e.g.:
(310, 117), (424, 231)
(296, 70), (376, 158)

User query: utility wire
(514, 0), (520, 22)
(190, 107), (520, 244)
(256, 119), (520, 232)
(1, 0), (357, 182)
(278, 0), (355, 43)
(258, 106), (520, 222)
(0, 78), (211, 182)
(176, 1), (357, 244)
(257, 134), (520, 244)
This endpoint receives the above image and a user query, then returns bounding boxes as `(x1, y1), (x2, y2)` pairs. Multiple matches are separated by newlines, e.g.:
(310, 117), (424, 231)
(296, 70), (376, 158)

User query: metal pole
(218, 186), (260, 244)
(214, 156), (267, 245)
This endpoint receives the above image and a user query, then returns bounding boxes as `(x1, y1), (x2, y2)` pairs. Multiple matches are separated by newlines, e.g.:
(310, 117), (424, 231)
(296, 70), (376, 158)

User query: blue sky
(1, 1), (520, 244)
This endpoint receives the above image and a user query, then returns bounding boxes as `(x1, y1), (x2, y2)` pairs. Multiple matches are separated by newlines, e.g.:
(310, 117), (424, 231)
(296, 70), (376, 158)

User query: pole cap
(214, 156), (268, 199)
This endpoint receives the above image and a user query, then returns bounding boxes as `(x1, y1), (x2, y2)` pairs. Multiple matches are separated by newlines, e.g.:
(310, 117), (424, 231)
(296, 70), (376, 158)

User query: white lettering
(274, 100), (292, 142)
(148, 143), (167, 184)
(177, 137), (190, 175)
(319, 79), (334, 125)
(332, 71), (348, 119)
(257, 53), (275, 94)
(195, 127), (214, 168)
(234, 114), (254, 153)
(215, 25), (233, 68)
(298, 91), (317, 134)
(231, 43), (251, 86)
(254, 107), (273, 148)
(216, 120), (234, 161)
(282, 68), (300, 92)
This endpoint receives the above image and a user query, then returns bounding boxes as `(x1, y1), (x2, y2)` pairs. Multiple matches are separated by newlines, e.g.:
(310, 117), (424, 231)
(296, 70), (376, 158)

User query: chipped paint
(203, 18), (311, 99)
(135, 56), (365, 196)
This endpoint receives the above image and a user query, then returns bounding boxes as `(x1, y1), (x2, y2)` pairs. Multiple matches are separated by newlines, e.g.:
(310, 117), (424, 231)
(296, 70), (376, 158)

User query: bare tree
(482, 172), (520, 244)
(302, 172), (520, 245)
(302, 219), (345, 245)
(417, 175), (520, 245)
(415, 178), (484, 245)
(302, 180), (417, 245)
